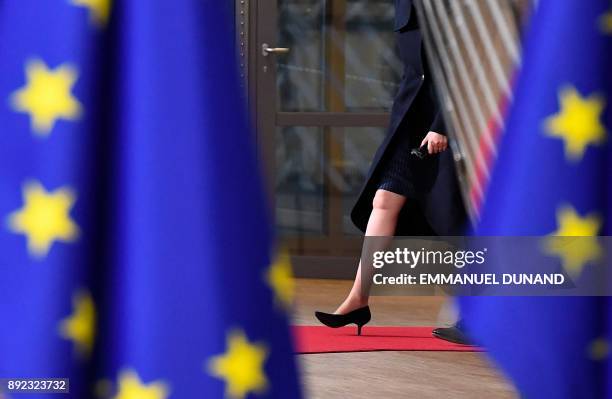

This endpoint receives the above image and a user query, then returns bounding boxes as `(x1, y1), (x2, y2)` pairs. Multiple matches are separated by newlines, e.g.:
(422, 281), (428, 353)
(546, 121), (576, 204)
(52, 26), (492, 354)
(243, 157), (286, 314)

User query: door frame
(246, 0), (392, 257)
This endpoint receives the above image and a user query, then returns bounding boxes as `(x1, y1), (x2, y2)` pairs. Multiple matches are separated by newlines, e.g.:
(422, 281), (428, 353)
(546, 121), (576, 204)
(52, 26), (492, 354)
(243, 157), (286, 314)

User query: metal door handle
(262, 43), (290, 56)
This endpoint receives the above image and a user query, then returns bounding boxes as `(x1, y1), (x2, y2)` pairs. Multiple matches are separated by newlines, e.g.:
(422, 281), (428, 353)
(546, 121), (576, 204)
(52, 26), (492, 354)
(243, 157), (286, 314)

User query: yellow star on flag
(544, 86), (607, 161)
(72, 0), (112, 26)
(207, 329), (268, 399)
(10, 59), (82, 136)
(266, 249), (295, 309)
(542, 205), (602, 278)
(588, 338), (610, 361)
(113, 370), (169, 399)
(7, 181), (79, 258)
(551, 205), (601, 237)
(58, 290), (96, 357)
(600, 10), (612, 34)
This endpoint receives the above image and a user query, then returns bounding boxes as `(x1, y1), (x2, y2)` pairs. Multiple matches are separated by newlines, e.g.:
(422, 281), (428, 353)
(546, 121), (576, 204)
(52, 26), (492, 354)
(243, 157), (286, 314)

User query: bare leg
(335, 189), (406, 314)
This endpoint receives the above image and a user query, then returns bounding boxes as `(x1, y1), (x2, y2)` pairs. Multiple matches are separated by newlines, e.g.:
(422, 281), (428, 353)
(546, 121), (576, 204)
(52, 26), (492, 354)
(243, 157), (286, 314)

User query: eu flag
(0, 0), (301, 398)
(461, 0), (611, 397)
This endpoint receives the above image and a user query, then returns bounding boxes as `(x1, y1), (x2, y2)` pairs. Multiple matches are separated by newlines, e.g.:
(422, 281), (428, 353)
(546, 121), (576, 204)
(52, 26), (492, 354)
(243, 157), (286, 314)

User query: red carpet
(293, 326), (482, 354)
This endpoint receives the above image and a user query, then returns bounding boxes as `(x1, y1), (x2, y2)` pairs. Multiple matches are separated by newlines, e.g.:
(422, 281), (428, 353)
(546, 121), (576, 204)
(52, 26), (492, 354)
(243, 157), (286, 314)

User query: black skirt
(376, 129), (416, 198)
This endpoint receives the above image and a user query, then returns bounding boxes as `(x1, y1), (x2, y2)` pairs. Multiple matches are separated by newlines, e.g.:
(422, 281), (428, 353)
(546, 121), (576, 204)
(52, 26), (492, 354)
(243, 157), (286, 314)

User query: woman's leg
(335, 189), (406, 314)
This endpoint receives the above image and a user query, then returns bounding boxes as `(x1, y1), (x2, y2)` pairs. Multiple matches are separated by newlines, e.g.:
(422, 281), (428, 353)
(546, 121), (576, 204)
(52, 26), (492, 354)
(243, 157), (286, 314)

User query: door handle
(262, 43), (290, 56)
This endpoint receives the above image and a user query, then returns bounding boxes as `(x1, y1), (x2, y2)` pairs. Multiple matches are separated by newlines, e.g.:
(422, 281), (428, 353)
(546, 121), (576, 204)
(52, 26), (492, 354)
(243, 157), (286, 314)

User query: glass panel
(275, 125), (386, 237)
(277, 0), (401, 112)
(277, 1), (325, 112)
(344, 1), (402, 111)
(275, 126), (325, 235)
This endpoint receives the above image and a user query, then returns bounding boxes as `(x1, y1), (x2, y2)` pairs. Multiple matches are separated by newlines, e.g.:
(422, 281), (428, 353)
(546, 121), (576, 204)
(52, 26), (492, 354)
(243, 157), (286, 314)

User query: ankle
(351, 298), (368, 309)
(335, 296), (368, 314)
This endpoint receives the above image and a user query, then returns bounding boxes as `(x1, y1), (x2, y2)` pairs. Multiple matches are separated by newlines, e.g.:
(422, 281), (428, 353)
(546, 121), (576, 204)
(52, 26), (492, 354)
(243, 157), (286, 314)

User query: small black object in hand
(410, 144), (430, 160)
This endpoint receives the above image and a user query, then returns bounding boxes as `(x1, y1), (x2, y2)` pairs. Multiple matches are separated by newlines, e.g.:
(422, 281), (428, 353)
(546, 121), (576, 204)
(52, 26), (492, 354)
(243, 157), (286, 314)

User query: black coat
(350, 0), (467, 236)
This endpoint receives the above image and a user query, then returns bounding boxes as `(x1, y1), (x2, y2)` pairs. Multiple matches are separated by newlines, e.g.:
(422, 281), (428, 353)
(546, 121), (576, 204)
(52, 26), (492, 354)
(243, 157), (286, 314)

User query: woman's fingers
(422, 132), (448, 154)
(438, 137), (448, 152)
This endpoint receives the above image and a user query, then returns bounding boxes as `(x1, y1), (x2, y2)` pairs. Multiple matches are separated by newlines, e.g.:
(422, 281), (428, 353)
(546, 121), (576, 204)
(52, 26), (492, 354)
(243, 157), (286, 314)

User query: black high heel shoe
(314, 306), (371, 336)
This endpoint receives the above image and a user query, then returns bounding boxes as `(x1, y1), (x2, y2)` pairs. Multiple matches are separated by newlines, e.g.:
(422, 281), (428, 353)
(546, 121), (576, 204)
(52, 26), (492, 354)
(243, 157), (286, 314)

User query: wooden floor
(293, 279), (517, 399)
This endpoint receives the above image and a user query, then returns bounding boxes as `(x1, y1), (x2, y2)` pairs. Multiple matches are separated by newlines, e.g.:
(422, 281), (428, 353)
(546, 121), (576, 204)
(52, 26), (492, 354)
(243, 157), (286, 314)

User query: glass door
(255, 0), (401, 258)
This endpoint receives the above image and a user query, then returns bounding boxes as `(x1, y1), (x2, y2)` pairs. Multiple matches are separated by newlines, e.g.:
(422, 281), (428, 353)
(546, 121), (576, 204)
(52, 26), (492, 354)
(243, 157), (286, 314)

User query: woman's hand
(420, 131), (448, 154)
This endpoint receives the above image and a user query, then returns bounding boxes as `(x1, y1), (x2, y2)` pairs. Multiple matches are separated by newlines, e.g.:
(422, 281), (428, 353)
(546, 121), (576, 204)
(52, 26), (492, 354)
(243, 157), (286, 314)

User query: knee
(372, 190), (405, 213)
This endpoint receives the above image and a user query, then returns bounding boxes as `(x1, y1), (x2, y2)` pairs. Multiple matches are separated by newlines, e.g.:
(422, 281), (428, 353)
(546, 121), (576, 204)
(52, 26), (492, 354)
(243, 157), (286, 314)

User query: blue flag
(461, 0), (611, 397)
(0, 1), (301, 398)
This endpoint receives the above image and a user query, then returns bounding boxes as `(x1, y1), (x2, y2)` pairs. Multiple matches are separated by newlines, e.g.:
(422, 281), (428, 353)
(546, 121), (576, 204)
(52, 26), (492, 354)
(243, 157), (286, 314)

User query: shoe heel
(357, 324), (363, 336)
